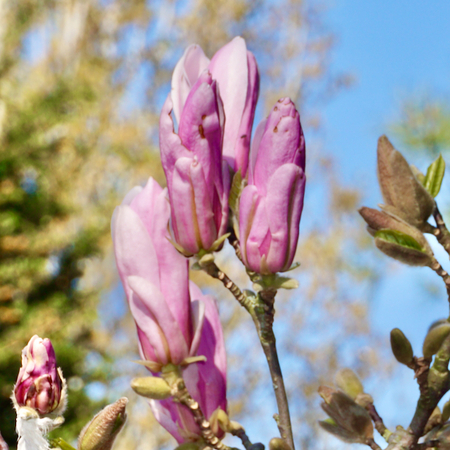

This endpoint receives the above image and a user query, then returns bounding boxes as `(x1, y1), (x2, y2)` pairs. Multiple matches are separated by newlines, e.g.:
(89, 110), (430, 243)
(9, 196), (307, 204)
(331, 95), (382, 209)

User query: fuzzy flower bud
(239, 98), (306, 274)
(14, 336), (64, 416)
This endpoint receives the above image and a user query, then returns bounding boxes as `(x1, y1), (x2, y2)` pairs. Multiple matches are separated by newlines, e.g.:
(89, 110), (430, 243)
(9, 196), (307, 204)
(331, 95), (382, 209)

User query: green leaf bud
(374, 230), (433, 266)
(78, 397), (127, 450)
(131, 376), (172, 400)
(423, 323), (450, 359)
(390, 328), (414, 366)
(334, 368), (364, 399)
(424, 155), (446, 198)
(377, 135), (434, 229)
(318, 386), (374, 443)
(269, 437), (291, 450)
(441, 399), (450, 423)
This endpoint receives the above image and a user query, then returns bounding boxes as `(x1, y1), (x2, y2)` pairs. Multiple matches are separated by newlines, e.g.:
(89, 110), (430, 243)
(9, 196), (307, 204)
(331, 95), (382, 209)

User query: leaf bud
(423, 323), (450, 359)
(334, 368), (364, 400)
(318, 386), (374, 444)
(131, 376), (172, 400)
(78, 397), (127, 450)
(442, 399), (450, 423)
(374, 230), (433, 267)
(390, 328), (414, 366)
(355, 393), (374, 409)
(424, 407), (442, 435)
(269, 437), (291, 450)
(377, 135), (434, 229)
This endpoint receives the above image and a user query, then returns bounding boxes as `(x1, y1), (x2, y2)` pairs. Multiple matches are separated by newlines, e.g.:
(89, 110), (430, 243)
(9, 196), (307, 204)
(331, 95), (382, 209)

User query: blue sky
(322, 0), (450, 437)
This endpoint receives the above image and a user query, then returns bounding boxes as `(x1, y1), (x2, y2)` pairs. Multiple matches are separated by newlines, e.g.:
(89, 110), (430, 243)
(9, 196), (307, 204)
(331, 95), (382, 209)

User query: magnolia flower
(160, 71), (230, 255)
(112, 178), (205, 369)
(171, 36), (259, 176)
(239, 98), (306, 274)
(150, 283), (227, 443)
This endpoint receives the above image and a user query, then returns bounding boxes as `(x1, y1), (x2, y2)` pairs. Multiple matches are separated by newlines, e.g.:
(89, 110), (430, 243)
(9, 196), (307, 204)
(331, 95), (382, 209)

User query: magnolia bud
(318, 386), (374, 444)
(269, 437), (291, 450)
(390, 328), (414, 366)
(377, 135), (434, 229)
(78, 397), (128, 450)
(423, 323), (450, 359)
(131, 377), (172, 400)
(14, 335), (66, 415)
(334, 368), (364, 400)
(374, 231), (433, 267)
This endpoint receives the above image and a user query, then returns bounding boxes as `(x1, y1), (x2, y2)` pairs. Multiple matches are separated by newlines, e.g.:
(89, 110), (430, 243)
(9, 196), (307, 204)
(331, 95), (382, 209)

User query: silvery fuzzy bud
(13, 335), (66, 416)
(269, 438), (291, 450)
(318, 386), (373, 444)
(390, 328), (414, 366)
(374, 230), (433, 267)
(334, 368), (364, 400)
(130, 377), (172, 400)
(78, 398), (128, 450)
(377, 135), (434, 229)
(423, 323), (450, 359)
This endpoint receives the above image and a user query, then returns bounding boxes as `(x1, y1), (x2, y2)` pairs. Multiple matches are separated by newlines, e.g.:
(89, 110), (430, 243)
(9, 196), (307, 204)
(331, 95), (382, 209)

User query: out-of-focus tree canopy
(0, 0), (377, 448)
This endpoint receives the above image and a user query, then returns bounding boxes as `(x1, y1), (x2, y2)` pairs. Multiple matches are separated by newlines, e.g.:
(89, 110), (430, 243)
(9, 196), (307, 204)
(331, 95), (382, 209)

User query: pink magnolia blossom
(112, 178), (205, 367)
(160, 72), (230, 255)
(239, 97), (306, 274)
(150, 283), (227, 443)
(14, 336), (64, 415)
(171, 36), (259, 176)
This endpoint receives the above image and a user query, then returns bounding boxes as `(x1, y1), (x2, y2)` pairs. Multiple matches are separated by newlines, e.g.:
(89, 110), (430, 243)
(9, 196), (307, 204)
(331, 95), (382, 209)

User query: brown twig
(366, 438), (382, 450)
(255, 288), (295, 450)
(366, 403), (388, 437)
(230, 426), (253, 450)
(429, 259), (450, 305)
(432, 205), (450, 256)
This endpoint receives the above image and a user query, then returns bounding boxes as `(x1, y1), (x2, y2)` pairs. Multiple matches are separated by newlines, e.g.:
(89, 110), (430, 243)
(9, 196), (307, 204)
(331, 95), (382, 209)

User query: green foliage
(374, 229), (424, 252)
(423, 154), (445, 197)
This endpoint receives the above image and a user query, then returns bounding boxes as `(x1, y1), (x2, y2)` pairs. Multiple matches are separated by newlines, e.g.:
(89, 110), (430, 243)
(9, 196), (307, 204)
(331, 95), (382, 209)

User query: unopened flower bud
(318, 386), (373, 444)
(131, 377), (172, 400)
(334, 368), (364, 400)
(78, 397), (128, 450)
(423, 323), (450, 359)
(14, 335), (65, 415)
(269, 437), (291, 450)
(377, 135), (434, 229)
(390, 328), (414, 366)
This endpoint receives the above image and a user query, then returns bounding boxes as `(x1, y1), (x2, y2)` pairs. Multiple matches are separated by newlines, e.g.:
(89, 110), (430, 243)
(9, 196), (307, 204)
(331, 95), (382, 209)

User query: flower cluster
(112, 36), (306, 445)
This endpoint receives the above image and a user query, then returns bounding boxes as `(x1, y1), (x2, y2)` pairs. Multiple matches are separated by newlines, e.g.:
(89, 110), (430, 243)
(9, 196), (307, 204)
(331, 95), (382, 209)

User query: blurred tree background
(0, 0), (382, 448)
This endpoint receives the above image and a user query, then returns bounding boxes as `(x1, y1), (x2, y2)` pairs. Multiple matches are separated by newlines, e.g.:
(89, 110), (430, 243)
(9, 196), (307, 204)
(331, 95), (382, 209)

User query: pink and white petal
(112, 205), (160, 299)
(171, 157), (201, 255)
(171, 44), (210, 125)
(149, 399), (185, 444)
(129, 289), (169, 365)
(189, 298), (206, 357)
(121, 186), (143, 206)
(209, 37), (248, 167)
(238, 185), (259, 264)
(190, 160), (218, 250)
(159, 94), (191, 189)
(234, 51), (260, 176)
(128, 276), (189, 364)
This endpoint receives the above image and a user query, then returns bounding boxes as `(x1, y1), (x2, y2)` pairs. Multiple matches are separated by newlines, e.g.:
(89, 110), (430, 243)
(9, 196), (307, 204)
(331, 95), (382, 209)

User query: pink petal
(171, 44), (210, 125)
(265, 164), (306, 273)
(209, 36), (248, 169)
(112, 205), (160, 300)
(128, 276), (190, 365)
